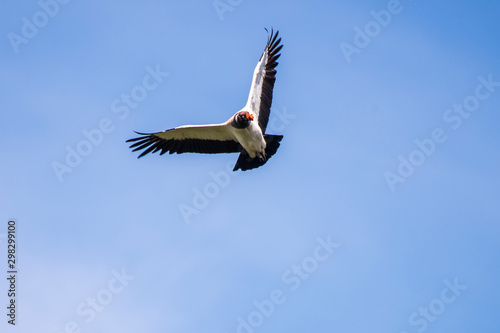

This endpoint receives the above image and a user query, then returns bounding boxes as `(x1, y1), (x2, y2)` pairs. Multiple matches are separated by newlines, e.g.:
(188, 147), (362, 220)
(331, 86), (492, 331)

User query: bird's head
(232, 111), (254, 128)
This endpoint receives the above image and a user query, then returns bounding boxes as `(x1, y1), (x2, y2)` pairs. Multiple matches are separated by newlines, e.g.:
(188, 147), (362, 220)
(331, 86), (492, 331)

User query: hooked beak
(246, 113), (254, 121)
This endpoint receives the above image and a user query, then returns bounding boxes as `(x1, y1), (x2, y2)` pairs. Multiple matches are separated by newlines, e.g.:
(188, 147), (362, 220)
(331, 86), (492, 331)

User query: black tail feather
(233, 135), (283, 171)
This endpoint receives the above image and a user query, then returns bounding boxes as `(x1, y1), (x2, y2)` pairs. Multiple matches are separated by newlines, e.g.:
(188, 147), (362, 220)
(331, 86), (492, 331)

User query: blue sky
(1, 0), (500, 332)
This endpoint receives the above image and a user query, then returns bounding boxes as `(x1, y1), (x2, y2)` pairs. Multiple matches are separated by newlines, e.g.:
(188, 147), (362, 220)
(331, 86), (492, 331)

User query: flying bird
(127, 29), (284, 171)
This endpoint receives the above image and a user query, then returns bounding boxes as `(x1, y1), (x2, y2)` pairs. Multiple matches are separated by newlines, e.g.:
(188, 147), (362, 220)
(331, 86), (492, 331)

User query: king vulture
(127, 29), (283, 171)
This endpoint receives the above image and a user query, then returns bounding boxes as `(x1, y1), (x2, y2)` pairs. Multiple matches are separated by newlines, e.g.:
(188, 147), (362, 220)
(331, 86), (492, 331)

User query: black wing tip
(264, 28), (282, 56)
(126, 132), (157, 159)
(264, 27), (279, 38)
(126, 131), (154, 142)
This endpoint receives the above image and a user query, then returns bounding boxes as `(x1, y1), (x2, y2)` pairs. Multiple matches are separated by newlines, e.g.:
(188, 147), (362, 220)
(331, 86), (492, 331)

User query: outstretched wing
(127, 124), (241, 158)
(244, 29), (283, 133)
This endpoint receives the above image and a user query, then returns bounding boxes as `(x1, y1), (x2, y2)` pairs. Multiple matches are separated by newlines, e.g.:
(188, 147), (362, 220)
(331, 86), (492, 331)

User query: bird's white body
(231, 119), (266, 159)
